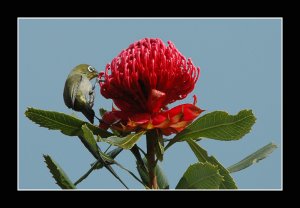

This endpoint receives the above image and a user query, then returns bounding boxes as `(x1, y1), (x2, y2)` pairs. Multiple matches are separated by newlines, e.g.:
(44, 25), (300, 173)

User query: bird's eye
(88, 66), (95, 72)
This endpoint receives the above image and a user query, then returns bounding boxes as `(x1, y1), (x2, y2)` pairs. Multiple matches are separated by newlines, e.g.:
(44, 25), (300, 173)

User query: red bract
(99, 38), (203, 135)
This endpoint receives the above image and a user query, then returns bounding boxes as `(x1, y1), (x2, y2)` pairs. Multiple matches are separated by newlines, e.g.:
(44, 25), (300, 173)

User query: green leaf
(176, 162), (223, 189)
(227, 142), (277, 173)
(74, 148), (124, 187)
(86, 123), (113, 138)
(25, 107), (112, 137)
(106, 147), (123, 158)
(137, 158), (169, 189)
(136, 164), (149, 188)
(96, 150), (146, 187)
(186, 139), (237, 189)
(166, 110), (256, 149)
(81, 124), (100, 158)
(43, 154), (76, 189)
(91, 147), (123, 169)
(156, 164), (169, 189)
(98, 150), (116, 164)
(70, 112), (79, 119)
(155, 132), (164, 161)
(104, 131), (145, 149)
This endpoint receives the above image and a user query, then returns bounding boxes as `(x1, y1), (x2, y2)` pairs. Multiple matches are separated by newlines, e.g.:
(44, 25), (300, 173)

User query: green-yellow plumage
(63, 64), (98, 123)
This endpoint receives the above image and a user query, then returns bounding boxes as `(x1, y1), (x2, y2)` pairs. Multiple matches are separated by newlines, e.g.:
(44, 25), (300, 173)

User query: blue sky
(18, 18), (282, 189)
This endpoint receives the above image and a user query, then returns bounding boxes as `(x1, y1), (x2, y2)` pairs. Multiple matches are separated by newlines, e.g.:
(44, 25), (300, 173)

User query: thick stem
(146, 131), (158, 189)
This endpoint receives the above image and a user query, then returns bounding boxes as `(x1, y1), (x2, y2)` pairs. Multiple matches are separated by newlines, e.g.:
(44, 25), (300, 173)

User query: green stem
(104, 144), (112, 153)
(146, 130), (158, 189)
(74, 161), (99, 186)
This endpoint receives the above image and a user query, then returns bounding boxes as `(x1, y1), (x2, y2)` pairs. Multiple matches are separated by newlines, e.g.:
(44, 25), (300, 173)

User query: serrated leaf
(104, 131), (145, 149)
(25, 107), (112, 137)
(176, 162), (223, 189)
(81, 124), (100, 159)
(186, 139), (237, 189)
(136, 158), (169, 189)
(166, 110), (256, 149)
(181, 110), (256, 141)
(43, 154), (76, 189)
(227, 142), (277, 173)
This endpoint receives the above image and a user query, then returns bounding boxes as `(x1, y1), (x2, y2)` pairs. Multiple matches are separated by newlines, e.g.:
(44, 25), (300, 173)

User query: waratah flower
(98, 38), (203, 135)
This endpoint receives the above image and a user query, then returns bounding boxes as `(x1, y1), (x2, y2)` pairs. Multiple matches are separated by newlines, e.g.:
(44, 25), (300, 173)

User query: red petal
(129, 113), (151, 125)
(102, 111), (119, 125)
(169, 121), (188, 129)
(169, 112), (183, 123)
(99, 122), (109, 130)
(101, 111), (131, 126)
(152, 114), (167, 125)
(147, 89), (166, 112)
(152, 114), (170, 128)
(99, 111), (119, 130)
(113, 99), (139, 112)
(127, 113), (152, 130)
(182, 104), (204, 121)
(193, 95), (197, 105)
(163, 104), (203, 123)
(164, 104), (183, 118)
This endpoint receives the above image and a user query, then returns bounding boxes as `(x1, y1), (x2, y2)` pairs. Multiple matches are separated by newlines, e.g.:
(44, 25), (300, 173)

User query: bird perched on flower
(63, 64), (129, 188)
(63, 64), (98, 123)
(98, 38), (203, 135)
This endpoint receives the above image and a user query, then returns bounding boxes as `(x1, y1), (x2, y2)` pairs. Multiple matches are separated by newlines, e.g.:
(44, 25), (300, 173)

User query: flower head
(99, 38), (203, 135)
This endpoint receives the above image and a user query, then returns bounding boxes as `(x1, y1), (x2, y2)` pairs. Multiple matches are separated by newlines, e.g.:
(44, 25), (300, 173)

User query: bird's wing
(70, 74), (83, 108)
(88, 88), (95, 108)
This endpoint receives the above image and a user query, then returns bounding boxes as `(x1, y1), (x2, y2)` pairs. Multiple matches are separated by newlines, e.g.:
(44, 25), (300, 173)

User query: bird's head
(71, 64), (99, 80)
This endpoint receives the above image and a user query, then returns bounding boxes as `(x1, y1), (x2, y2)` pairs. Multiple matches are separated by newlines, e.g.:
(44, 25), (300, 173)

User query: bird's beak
(89, 70), (99, 80)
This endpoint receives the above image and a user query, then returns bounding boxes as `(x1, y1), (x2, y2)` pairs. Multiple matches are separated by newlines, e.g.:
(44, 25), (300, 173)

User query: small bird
(63, 64), (129, 188)
(63, 64), (98, 123)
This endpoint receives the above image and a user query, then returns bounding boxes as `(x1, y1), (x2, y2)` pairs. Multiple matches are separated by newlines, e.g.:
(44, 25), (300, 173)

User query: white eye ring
(88, 66), (95, 72)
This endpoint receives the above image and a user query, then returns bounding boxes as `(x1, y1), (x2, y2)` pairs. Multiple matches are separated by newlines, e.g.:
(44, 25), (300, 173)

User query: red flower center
(99, 38), (199, 113)
(99, 38), (203, 135)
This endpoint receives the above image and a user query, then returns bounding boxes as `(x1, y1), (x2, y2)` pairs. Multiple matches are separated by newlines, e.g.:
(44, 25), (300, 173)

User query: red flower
(99, 38), (203, 135)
